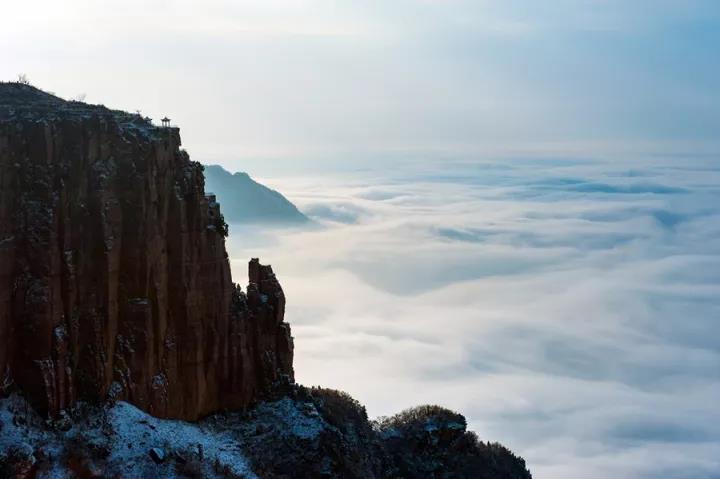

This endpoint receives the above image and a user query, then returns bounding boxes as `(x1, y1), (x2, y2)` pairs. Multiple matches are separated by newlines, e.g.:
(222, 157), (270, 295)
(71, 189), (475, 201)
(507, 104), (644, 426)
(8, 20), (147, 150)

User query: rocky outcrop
(0, 388), (532, 479)
(0, 83), (293, 421)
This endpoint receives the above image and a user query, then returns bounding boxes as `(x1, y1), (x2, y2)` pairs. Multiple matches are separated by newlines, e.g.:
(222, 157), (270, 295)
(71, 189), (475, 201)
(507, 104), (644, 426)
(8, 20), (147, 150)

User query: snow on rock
(0, 394), (324, 479)
(102, 401), (258, 478)
(0, 395), (259, 478)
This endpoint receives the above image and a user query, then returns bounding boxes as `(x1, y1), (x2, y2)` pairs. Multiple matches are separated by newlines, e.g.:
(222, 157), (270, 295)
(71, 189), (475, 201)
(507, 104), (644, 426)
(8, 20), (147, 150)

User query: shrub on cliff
(375, 404), (466, 434)
(214, 212), (229, 237)
(375, 405), (533, 479)
(307, 387), (368, 429)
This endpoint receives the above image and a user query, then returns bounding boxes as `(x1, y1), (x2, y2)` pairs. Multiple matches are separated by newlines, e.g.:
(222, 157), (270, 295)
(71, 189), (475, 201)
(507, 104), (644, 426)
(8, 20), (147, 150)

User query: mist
(226, 157), (720, 479)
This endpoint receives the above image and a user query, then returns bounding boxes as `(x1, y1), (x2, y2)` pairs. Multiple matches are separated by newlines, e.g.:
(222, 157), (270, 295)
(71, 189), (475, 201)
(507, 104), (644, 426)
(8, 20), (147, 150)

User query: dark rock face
(376, 405), (531, 479)
(0, 389), (532, 479)
(238, 389), (532, 479)
(0, 83), (293, 420)
(203, 164), (309, 224)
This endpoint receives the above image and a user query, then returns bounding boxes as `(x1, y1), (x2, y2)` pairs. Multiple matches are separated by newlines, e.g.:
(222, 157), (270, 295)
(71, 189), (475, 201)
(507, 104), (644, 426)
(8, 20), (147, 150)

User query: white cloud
(226, 156), (720, 478)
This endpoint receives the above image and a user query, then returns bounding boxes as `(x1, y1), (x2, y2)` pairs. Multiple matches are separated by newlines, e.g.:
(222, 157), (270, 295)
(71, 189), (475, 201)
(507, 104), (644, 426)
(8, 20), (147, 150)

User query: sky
(2, 0), (719, 168)
(2, 1), (720, 477)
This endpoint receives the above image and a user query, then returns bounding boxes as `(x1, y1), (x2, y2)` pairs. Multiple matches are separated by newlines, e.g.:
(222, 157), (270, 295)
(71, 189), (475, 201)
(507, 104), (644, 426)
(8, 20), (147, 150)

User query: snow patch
(106, 401), (258, 478)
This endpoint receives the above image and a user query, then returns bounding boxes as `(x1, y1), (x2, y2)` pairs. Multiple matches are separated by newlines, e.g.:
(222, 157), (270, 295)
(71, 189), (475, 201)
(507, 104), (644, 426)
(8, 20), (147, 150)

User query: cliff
(0, 83), (532, 479)
(0, 83), (293, 421)
(203, 164), (308, 224)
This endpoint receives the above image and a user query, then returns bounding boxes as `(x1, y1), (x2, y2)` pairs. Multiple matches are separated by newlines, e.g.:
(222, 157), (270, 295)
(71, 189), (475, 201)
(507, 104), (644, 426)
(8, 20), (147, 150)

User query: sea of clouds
(225, 156), (720, 479)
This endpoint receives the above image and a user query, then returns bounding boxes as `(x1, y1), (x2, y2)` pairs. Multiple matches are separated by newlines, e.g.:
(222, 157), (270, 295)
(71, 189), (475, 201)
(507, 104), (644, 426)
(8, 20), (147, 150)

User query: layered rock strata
(0, 83), (293, 420)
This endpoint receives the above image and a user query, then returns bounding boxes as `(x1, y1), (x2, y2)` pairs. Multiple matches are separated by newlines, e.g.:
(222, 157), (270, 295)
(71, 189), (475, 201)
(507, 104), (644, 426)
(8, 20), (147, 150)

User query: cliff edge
(0, 83), (531, 479)
(0, 83), (293, 421)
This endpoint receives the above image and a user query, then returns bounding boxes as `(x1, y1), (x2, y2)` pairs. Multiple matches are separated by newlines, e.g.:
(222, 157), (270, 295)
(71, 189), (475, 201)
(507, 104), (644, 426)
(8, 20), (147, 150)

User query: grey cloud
(435, 226), (638, 250)
(303, 202), (368, 224)
(610, 419), (713, 444)
(534, 180), (688, 195)
(356, 189), (408, 201)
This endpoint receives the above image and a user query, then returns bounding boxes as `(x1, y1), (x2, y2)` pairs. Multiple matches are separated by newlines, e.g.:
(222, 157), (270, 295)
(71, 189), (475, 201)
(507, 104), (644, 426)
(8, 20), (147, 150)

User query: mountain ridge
(203, 164), (309, 225)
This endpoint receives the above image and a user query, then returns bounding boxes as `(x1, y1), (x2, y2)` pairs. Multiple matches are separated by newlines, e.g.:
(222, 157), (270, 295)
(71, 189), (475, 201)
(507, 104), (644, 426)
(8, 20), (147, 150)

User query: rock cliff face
(0, 83), (293, 421)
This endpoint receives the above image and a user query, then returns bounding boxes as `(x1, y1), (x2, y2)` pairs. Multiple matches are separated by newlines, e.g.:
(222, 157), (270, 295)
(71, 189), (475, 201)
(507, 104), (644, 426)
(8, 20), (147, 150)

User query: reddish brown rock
(0, 83), (293, 420)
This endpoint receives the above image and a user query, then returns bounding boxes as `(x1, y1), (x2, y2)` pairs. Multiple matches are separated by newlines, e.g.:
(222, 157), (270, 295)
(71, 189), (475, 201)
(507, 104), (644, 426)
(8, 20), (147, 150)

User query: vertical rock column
(0, 87), (294, 420)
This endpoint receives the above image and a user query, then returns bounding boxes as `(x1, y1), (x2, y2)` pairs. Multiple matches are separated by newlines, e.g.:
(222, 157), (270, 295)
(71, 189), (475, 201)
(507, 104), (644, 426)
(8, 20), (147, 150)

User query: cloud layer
(226, 156), (720, 479)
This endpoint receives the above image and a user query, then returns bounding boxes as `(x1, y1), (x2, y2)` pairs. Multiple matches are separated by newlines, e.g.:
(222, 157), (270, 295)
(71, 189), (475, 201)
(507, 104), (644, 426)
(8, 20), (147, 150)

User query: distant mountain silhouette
(203, 164), (308, 224)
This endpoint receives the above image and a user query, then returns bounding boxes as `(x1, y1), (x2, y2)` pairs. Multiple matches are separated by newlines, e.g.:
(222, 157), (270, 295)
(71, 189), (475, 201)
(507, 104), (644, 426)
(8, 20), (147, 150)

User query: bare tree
(72, 93), (87, 102)
(17, 73), (30, 85)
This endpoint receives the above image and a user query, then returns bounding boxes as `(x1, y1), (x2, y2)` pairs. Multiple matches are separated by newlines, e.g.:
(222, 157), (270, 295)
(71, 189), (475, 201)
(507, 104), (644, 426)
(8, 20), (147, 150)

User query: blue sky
(1, 0), (719, 166)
